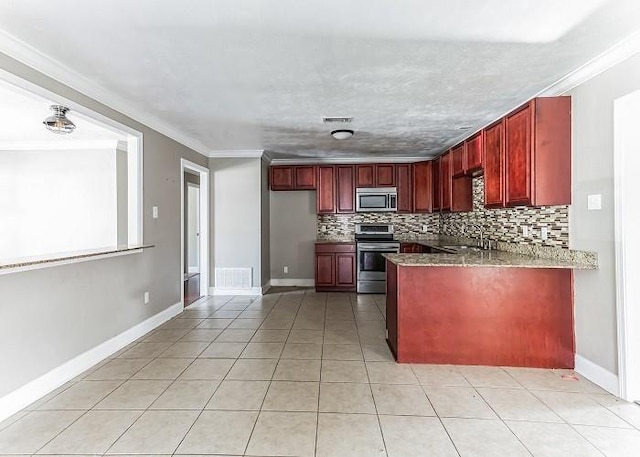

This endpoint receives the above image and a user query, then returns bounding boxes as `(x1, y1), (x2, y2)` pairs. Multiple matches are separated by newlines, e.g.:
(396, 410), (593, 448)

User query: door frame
(180, 159), (209, 306)
(614, 89), (640, 401)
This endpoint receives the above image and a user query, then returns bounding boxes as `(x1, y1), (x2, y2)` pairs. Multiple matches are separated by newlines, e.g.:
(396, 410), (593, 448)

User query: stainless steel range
(355, 224), (400, 294)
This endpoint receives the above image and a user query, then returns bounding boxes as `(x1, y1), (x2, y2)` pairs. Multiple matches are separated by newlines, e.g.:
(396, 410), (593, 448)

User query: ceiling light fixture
(43, 105), (76, 134)
(331, 129), (354, 140)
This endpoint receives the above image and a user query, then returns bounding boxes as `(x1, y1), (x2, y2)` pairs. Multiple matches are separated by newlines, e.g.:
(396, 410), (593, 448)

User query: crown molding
(539, 30), (640, 96)
(269, 155), (430, 165)
(0, 139), (121, 151)
(0, 30), (210, 157)
(436, 30), (640, 157)
(207, 149), (265, 159)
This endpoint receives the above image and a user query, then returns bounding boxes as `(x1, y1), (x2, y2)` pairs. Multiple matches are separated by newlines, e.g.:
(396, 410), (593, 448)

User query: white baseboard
(269, 279), (315, 287)
(575, 354), (620, 396)
(209, 287), (262, 296)
(262, 282), (272, 294)
(0, 302), (183, 422)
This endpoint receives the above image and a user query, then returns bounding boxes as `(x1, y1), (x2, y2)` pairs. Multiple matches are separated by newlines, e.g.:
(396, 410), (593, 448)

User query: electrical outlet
(422, 224), (428, 233)
(541, 227), (548, 240)
(283, 266), (288, 274)
(522, 226), (529, 237)
(321, 225), (327, 232)
(587, 194), (602, 210)
(152, 206), (159, 219)
(144, 291), (150, 304)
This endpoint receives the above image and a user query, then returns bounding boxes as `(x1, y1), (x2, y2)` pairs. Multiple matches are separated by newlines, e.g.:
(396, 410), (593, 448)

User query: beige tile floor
(1, 289), (640, 456)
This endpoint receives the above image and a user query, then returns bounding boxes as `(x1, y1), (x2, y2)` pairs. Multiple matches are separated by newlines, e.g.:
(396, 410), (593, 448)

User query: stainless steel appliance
(355, 224), (400, 294)
(355, 187), (397, 212)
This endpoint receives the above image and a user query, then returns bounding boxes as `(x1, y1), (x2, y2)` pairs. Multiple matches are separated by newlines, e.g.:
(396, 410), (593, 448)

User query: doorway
(614, 89), (640, 402)
(180, 159), (209, 307)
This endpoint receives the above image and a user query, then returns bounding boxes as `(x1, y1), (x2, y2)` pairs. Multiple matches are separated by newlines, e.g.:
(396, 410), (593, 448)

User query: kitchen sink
(440, 245), (487, 253)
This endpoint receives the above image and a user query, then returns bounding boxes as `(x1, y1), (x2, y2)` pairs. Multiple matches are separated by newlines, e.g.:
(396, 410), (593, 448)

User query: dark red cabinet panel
(505, 104), (532, 206)
(451, 143), (466, 177)
(465, 131), (483, 174)
(270, 166), (294, 190)
(440, 152), (452, 211)
(336, 165), (355, 213)
(355, 164), (375, 187)
(294, 166), (317, 189)
(315, 243), (356, 292)
(452, 176), (473, 212)
(376, 164), (395, 187)
(432, 157), (441, 211)
(316, 166), (336, 213)
(396, 164), (413, 213)
(412, 161), (433, 213)
(484, 120), (505, 208)
(356, 164), (395, 187)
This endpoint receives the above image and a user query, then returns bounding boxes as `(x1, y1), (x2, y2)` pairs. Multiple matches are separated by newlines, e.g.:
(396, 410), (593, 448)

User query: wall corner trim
(0, 301), (183, 423)
(209, 286), (263, 296)
(270, 279), (315, 287)
(539, 30), (640, 96)
(574, 354), (620, 397)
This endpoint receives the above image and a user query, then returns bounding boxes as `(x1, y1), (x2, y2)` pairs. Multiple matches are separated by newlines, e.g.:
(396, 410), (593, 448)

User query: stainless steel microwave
(355, 187), (397, 212)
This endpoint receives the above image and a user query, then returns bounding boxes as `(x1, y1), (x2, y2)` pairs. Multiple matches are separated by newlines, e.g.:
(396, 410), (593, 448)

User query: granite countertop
(0, 244), (154, 271)
(384, 245), (595, 269)
(315, 239), (355, 244)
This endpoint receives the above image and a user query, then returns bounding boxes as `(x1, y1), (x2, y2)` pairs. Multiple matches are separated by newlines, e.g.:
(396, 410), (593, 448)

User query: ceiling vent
(323, 116), (353, 124)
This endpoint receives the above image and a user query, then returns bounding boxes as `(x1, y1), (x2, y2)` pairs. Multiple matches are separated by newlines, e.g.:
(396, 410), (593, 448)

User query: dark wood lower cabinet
(386, 262), (575, 368)
(315, 243), (356, 292)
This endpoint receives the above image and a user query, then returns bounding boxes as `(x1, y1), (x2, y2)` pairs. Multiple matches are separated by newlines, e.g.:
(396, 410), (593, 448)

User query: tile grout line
(313, 290), (328, 457)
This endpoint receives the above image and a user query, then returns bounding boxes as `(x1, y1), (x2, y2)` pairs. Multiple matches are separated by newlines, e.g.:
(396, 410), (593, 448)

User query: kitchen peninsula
(384, 242), (595, 369)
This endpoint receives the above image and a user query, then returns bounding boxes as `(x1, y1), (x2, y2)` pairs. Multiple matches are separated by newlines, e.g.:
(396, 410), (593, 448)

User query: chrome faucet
(470, 223), (491, 250)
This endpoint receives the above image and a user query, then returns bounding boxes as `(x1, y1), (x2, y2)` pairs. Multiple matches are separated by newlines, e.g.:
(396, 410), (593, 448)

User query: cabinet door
(452, 176), (473, 212)
(355, 164), (375, 187)
(395, 164), (413, 213)
(336, 165), (355, 213)
(294, 166), (316, 189)
(465, 131), (483, 173)
(440, 152), (452, 211)
(376, 164), (395, 187)
(413, 161), (432, 213)
(432, 157), (441, 211)
(270, 166), (294, 190)
(505, 103), (532, 206)
(335, 253), (356, 287)
(451, 143), (465, 177)
(315, 254), (335, 287)
(484, 120), (505, 207)
(316, 166), (336, 213)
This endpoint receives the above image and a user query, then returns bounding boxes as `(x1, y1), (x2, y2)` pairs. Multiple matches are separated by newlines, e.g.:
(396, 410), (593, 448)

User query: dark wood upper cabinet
(452, 176), (473, 212)
(316, 165), (336, 214)
(504, 97), (571, 207)
(376, 164), (396, 187)
(484, 119), (505, 208)
(440, 152), (452, 211)
(451, 143), (466, 177)
(465, 131), (483, 174)
(413, 161), (433, 213)
(270, 165), (316, 190)
(432, 157), (441, 211)
(355, 164), (375, 187)
(356, 164), (395, 187)
(294, 165), (317, 189)
(270, 166), (294, 190)
(336, 165), (355, 213)
(396, 163), (413, 213)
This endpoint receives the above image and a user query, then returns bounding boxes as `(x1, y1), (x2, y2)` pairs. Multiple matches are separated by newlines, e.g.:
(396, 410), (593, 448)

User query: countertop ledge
(315, 239), (355, 244)
(0, 245), (155, 271)
(384, 249), (595, 269)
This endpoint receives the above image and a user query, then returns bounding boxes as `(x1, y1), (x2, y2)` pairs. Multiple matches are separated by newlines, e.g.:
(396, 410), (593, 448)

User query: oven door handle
(357, 243), (400, 251)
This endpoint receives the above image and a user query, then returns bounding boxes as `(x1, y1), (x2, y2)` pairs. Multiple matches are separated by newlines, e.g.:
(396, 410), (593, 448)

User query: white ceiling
(0, 82), (124, 147)
(1, 0), (639, 159)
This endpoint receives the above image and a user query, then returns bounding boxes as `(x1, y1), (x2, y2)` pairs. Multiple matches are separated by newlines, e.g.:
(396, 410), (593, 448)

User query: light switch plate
(541, 227), (548, 240)
(522, 226), (529, 237)
(588, 194), (602, 211)
(152, 206), (159, 218)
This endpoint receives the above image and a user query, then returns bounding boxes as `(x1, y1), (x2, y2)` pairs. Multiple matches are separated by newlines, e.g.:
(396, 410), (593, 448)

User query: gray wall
(270, 190), (317, 280)
(209, 157), (264, 288)
(0, 52), (207, 398)
(569, 53), (640, 374)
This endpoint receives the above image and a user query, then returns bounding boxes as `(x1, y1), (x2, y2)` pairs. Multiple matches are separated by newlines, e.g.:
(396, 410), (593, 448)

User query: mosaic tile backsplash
(317, 176), (570, 248)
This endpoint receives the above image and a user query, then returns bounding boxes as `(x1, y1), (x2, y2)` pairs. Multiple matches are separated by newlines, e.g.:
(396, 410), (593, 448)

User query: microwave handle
(389, 194), (397, 209)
